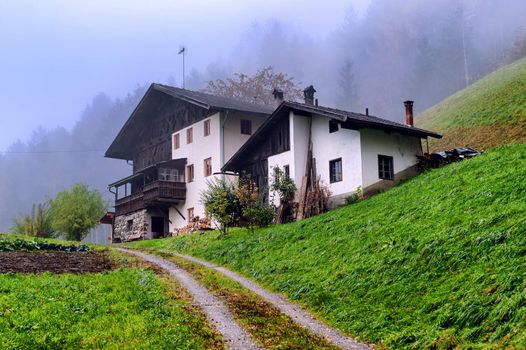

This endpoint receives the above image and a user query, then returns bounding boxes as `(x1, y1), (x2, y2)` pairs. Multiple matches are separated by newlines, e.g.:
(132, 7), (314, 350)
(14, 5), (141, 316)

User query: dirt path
(116, 248), (261, 350)
(159, 250), (371, 350)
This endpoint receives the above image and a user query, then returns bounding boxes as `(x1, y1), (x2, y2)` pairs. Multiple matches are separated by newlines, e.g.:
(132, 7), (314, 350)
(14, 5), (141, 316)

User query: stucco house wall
(360, 128), (423, 193)
(169, 111), (266, 231)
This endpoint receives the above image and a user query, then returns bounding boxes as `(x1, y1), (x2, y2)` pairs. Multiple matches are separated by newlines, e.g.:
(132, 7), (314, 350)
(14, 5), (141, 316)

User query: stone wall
(113, 209), (149, 242)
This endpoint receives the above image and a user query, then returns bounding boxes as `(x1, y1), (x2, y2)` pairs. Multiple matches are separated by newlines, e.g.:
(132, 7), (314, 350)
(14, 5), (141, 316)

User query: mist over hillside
(1, 0), (525, 231)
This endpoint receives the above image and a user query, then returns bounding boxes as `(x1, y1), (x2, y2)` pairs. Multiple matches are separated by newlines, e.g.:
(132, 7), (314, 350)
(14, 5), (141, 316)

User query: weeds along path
(116, 248), (262, 350)
(157, 249), (370, 350)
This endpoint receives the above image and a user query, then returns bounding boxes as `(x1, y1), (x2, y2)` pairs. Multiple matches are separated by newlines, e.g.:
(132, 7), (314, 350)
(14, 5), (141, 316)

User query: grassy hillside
(417, 58), (526, 150)
(133, 144), (526, 349)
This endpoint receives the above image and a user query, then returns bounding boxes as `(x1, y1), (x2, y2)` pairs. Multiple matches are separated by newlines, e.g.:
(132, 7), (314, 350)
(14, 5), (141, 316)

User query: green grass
(417, 58), (526, 150)
(0, 268), (222, 349)
(132, 144), (526, 349)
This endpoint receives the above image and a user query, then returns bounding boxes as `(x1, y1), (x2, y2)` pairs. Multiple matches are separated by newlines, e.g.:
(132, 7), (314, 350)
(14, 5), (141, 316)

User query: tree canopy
(204, 66), (302, 105)
(49, 184), (107, 241)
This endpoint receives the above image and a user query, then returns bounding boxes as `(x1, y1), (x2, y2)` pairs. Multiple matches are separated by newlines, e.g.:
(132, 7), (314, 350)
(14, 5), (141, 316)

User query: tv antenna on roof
(178, 46), (186, 89)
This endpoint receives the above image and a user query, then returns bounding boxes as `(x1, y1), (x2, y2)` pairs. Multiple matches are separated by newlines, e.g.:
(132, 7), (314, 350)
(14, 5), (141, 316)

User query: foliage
(201, 179), (240, 236)
(344, 187), (363, 205)
(49, 183), (107, 241)
(417, 57), (526, 151)
(270, 166), (296, 204)
(0, 237), (89, 252)
(505, 25), (526, 64)
(133, 144), (526, 349)
(11, 202), (53, 238)
(202, 178), (275, 235)
(234, 177), (275, 232)
(0, 268), (222, 349)
(204, 66), (302, 105)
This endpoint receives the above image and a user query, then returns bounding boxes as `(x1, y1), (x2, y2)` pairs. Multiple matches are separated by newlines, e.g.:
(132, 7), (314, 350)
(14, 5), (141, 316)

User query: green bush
(201, 178), (240, 235)
(11, 202), (53, 238)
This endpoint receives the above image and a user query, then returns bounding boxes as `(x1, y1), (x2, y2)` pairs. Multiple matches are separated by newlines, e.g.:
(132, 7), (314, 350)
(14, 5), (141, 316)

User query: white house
(106, 83), (441, 241)
(105, 83), (271, 242)
(222, 86), (442, 209)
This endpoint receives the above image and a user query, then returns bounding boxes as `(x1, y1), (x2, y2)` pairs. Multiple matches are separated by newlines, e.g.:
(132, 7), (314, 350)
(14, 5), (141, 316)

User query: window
(173, 133), (180, 149)
(378, 155), (394, 180)
(329, 158), (343, 183)
(187, 208), (194, 223)
(186, 164), (194, 182)
(283, 165), (290, 179)
(126, 219), (133, 231)
(204, 119), (211, 136)
(240, 119), (252, 135)
(186, 127), (193, 144)
(329, 120), (339, 133)
(204, 157), (212, 177)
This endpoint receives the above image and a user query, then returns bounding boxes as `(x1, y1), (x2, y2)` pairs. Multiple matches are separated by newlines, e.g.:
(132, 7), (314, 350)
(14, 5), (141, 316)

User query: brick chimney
(272, 88), (284, 105)
(404, 100), (414, 127)
(303, 85), (316, 106)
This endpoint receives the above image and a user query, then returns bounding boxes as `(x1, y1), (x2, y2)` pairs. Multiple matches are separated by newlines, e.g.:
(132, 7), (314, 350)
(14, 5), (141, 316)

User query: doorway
(151, 217), (164, 238)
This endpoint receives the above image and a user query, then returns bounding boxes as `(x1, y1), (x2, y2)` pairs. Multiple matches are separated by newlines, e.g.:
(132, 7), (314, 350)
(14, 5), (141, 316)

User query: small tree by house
(200, 179), (240, 236)
(234, 177), (275, 232)
(49, 184), (107, 241)
(201, 177), (275, 236)
(270, 166), (297, 223)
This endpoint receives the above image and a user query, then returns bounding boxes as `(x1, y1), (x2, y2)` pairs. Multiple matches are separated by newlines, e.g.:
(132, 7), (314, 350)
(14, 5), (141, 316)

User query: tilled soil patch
(0, 251), (114, 274)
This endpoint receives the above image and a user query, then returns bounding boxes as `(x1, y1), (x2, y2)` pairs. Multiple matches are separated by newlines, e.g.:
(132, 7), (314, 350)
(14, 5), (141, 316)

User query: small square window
(173, 133), (180, 149)
(329, 158), (343, 183)
(204, 119), (211, 137)
(329, 120), (339, 133)
(126, 219), (133, 231)
(378, 155), (394, 180)
(186, 164), (194, 182)
(240, 119), (252, 135)
(186, 128), (193, 144)
(204, 157), (212, 177)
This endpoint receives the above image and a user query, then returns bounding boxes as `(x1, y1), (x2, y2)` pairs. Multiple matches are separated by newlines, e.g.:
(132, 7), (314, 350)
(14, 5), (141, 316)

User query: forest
(1, 0), (525, 231)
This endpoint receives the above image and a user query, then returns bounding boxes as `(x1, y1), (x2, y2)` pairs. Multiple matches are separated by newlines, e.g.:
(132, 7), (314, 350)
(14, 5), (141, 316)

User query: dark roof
(105, 83), (273, 160)
(222, 101), (442, 171)
(153, 84), (274, 115)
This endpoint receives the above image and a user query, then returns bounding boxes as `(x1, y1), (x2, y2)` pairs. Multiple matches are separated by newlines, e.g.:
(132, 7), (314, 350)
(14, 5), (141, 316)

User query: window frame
(329, 120), (339, 133)
(187, 208), (194, 224)
(329, 158), (343, 183)
(203, 157), (212, 177)
(240, 119), (252, 135)
(204, 119), (211, 137)
(378, 155), (394, 180)
(186, 127), (193, 144)
(173, 133), (180, 149)
(186, 164), (194, 183)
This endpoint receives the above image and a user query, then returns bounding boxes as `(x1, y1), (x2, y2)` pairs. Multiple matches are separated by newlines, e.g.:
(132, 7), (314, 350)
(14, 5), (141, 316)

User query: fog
(1, 0), (525, 231)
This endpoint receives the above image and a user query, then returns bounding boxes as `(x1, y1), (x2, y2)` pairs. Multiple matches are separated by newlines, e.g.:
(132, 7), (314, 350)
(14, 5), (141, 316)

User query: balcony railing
(115, 180), (186, 216)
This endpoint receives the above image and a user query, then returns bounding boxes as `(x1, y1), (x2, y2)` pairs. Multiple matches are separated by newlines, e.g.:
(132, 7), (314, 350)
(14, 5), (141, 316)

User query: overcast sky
(0, 0), (370, 152)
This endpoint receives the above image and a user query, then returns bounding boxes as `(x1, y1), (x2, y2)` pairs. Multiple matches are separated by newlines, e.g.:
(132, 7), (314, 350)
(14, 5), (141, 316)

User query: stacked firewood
(172, 216), (212, 236)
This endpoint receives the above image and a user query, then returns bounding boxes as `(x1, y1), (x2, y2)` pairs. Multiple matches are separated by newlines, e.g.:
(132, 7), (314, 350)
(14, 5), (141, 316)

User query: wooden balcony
(115, 181), (186, 216)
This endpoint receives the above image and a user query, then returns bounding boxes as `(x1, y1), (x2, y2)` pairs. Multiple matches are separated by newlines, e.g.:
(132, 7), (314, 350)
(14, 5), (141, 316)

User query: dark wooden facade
(131, 95), (208, 172)
(115, 180), (186, 216)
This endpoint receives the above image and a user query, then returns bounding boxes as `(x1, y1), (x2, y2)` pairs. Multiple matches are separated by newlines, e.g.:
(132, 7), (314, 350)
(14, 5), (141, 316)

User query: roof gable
(105, 84), (273, 160)
(222, 101), (442, 171)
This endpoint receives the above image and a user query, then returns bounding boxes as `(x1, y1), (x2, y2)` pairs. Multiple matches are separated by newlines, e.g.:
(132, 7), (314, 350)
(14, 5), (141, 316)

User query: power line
(1, 149), (105, 154)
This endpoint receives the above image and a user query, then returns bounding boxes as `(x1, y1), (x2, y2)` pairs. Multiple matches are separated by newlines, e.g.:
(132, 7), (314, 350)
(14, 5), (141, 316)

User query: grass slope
(417, 58), (526, 150)
(133, 144), (526, 349)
